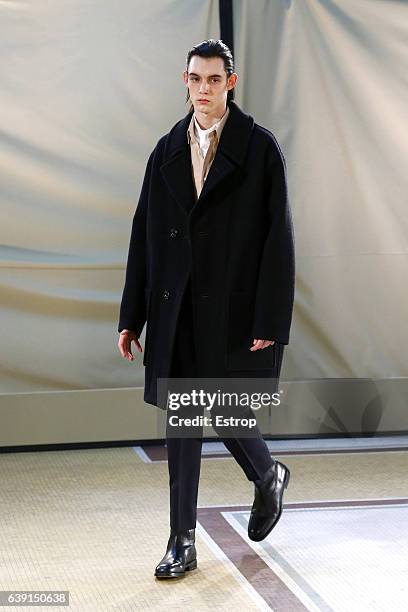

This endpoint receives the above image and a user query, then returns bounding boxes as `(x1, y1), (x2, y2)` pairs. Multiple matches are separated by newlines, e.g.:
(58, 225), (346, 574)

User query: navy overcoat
(118, 100), (295, 408)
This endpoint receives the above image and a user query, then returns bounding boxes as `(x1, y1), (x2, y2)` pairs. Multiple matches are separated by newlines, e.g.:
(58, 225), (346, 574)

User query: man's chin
(195, 101), (211, 110)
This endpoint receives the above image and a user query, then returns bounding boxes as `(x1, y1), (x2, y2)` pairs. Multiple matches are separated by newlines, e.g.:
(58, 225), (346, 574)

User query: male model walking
(118, 39), (295, 579)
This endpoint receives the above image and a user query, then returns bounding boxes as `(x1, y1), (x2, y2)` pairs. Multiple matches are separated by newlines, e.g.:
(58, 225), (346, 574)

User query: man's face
(183, 56), (237, 115)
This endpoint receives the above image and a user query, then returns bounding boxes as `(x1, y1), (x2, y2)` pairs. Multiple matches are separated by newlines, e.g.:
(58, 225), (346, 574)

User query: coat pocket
(143, 288), (152, 366)
(225, 291), (277, 371)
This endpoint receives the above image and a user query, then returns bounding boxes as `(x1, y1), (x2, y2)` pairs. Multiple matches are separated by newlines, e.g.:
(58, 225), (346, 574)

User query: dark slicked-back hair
(185, 39), (235, 112)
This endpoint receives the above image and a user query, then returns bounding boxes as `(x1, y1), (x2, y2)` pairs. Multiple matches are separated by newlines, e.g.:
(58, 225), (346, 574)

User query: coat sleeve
(117, 148), (155, 337)
(251, 141), (295, 345)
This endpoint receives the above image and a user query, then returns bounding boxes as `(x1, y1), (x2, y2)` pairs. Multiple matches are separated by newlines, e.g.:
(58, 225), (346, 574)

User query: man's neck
(194, 103), (227, 130)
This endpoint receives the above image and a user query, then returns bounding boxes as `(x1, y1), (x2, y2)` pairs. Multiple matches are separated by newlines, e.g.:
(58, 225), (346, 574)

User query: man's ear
(182, 70), (188, 85)
(228, 72), (238, 90)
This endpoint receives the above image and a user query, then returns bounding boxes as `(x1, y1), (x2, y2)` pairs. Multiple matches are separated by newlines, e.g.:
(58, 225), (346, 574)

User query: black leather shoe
(248, 460), (290, 542)
(154, 528), (197, 578)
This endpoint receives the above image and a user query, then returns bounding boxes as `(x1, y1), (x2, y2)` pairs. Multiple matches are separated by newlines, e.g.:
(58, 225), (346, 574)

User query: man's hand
(118, 329), (143, 361)
(250, 339), (275, 351)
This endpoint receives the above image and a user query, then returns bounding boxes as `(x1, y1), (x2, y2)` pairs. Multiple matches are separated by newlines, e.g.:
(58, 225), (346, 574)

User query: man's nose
(199, 82), (209, 93)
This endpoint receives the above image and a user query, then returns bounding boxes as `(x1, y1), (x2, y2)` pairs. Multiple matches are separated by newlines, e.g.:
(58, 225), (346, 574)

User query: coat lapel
(160, 100), (255, 215)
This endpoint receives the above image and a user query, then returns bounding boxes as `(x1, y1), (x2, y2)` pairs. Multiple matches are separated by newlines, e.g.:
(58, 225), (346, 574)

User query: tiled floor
(197, 498), (408, 611)
(1, 437), (407, 610)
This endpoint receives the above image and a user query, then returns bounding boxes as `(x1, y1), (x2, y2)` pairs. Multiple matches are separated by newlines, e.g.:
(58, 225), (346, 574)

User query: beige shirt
(187, 105), (230, 199)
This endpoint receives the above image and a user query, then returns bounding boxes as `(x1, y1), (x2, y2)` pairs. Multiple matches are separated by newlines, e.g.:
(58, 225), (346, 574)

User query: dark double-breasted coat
(118, 99), (295, 408)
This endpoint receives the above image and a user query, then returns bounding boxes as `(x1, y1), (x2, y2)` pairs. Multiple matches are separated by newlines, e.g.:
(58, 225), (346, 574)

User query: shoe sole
(249, 466), (290, 542)
(154, 558), (197, 578)
(283, 467), (290, 489)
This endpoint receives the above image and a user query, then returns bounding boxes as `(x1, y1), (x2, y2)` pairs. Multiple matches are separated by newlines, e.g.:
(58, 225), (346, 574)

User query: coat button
(162, 290), (170, 300)
(169, 228), (178, 238)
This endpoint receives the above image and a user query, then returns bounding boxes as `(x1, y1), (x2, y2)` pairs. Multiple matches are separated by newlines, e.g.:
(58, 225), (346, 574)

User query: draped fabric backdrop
(0, 0), (219, 392)
(233, 0), (408, 381)
(0, 0), (407, 394)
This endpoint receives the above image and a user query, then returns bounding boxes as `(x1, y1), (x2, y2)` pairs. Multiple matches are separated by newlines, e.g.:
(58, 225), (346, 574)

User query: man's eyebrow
(188, 72), (223, 78)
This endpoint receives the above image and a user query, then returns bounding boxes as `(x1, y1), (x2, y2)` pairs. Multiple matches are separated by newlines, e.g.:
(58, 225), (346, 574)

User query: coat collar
(160, 100), (255, 215)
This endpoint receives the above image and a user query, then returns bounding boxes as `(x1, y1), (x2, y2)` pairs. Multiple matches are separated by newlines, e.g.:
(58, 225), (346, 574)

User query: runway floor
(1, 436), (407, 611)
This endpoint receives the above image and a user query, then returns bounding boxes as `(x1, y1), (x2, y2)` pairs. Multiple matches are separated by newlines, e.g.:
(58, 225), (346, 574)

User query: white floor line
(195, 521), (273, 612)
(131, 446), (152, 463)
(198, 503), (249, 509)
(222, 512), (321, 612)
(284, 497), (408, 509)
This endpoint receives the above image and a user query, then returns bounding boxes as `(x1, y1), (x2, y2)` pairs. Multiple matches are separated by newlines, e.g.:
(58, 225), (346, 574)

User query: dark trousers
(166, 277), (275, 531)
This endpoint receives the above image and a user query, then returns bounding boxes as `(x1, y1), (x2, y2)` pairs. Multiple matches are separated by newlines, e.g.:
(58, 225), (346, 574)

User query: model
(118, 39), (295, 579)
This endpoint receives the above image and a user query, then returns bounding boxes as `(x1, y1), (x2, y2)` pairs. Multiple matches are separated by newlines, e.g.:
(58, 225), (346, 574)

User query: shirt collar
(187, 104), (230, 146)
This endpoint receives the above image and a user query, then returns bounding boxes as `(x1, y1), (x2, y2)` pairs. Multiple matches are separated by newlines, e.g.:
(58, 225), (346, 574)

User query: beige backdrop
(0, 0), (407, 396)
(233, 0), (408, 379)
